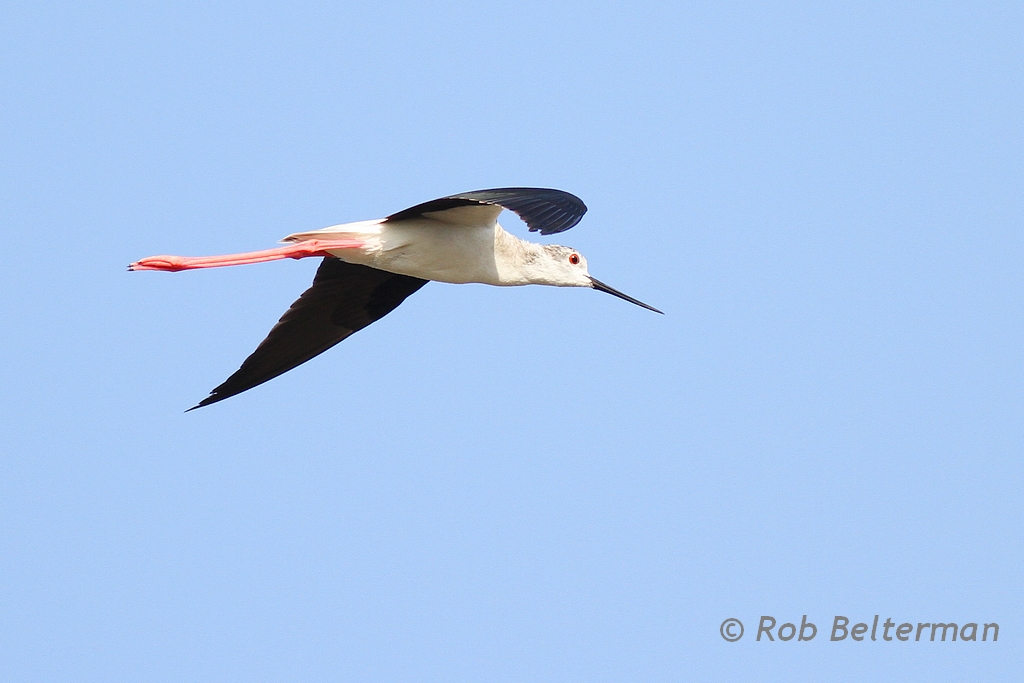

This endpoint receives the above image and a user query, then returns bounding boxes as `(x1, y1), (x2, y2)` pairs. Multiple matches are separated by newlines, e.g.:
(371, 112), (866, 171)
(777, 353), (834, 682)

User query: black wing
(386, 187), (587, 235)
(190, 258), (427, 409)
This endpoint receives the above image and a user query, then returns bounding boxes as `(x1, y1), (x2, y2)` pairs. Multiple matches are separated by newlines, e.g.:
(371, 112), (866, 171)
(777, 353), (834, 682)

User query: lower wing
(190, 257), (427, 410)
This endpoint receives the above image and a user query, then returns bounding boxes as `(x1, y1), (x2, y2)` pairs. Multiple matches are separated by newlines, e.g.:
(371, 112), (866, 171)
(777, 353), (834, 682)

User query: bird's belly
(329, 221), (501, 285)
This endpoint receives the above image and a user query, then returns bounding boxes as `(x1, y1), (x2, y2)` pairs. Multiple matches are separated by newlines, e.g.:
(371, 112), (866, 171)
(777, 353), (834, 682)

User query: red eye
(569, 253), (580, 265)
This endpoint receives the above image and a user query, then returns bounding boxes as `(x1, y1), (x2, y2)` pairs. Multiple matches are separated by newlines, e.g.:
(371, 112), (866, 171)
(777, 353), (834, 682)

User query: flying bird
(130, 188), (661, 409)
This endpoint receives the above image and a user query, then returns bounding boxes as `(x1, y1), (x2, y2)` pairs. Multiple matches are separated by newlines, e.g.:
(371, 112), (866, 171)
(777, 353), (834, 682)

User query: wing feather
(190, 258), (427, 409)
(386, 187), (587, 235)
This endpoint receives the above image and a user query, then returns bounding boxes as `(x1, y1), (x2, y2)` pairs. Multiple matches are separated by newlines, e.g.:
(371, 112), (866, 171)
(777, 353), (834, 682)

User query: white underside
(284, 218), (503, 284)
(282, 205), (592, 288)
(287, 222), (565, 288)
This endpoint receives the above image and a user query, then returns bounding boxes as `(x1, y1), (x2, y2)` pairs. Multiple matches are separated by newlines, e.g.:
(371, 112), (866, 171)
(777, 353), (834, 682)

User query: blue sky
(1, 1), (1021, 680)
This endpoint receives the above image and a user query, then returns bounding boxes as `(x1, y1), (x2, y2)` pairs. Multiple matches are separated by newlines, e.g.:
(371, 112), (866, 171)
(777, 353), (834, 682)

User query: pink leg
(128, 238), (365, 272)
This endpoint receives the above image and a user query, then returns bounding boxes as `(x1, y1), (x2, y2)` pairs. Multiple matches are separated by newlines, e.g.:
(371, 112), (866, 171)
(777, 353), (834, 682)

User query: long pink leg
(128, 238), (365, 272)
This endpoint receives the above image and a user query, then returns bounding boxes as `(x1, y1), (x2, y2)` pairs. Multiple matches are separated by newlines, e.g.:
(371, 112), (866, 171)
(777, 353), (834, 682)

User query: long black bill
(589, 277), (663, 314)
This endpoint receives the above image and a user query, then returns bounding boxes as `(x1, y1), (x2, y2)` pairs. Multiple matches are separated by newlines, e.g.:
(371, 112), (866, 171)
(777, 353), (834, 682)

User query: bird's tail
(281, 218), (386, 244)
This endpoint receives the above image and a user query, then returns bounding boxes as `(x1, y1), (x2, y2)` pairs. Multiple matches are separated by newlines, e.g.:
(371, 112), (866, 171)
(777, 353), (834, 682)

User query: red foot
(128, 238), (364, 272)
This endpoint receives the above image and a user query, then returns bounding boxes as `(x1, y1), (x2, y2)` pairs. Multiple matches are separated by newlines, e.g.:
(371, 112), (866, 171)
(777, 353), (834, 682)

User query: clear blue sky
(1, 1), (1020, 680)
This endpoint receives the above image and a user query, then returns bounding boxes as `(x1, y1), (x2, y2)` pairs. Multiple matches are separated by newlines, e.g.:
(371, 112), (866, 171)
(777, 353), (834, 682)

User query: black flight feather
(386, 187), (587, 235)
(190, 258), (426, 410)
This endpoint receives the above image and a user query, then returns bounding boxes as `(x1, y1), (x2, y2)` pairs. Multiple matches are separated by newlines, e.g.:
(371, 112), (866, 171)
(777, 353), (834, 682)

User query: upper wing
(190, 257), (427, 409)
(386, 187), (587, 235)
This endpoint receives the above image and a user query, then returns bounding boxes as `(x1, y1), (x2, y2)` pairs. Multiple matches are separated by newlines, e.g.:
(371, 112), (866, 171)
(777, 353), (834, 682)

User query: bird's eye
(569, 253), (580, 265)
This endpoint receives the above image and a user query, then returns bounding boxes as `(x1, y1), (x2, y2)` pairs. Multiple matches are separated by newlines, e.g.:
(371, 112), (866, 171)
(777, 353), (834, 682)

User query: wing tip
(185, 399), (209, 412)
(185, 391), (228, 411)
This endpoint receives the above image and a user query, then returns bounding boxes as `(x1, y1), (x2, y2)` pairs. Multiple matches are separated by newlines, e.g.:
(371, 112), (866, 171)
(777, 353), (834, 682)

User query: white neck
(492, 226), (562, 286)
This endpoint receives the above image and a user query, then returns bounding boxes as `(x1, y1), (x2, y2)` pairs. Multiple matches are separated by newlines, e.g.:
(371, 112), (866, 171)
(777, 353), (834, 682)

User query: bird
(130, 187), (661, 409)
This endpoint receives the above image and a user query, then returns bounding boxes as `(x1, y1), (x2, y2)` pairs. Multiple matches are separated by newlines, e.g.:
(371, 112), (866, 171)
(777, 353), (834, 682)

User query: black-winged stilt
(130, 188), (661, 409)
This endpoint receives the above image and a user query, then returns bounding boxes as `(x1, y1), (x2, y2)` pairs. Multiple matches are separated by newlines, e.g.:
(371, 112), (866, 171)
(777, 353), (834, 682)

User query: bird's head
(541, 245), (662, 313)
